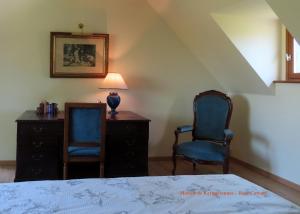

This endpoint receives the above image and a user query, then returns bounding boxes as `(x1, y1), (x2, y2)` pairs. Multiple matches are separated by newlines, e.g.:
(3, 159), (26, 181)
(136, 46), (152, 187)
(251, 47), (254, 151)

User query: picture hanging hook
(78, 23), (84, 34)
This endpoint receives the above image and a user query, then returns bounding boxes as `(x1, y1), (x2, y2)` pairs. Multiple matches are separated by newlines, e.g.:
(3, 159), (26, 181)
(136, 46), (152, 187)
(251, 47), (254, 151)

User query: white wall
(228, 0), (300, 185)
(212, 0), (281, 86)
(231, 85), (300, 185)
(0, 0), (222, 160)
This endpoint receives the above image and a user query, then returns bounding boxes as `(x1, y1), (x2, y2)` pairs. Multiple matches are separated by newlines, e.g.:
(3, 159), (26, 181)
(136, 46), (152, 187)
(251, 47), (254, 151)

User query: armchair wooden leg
(172, 154), (177, 175)
(223, 160), (229, 174)
(63, 163), (68, 180)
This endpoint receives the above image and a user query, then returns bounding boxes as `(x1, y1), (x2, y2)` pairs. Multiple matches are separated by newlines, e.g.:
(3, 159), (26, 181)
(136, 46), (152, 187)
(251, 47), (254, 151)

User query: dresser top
(16, 111), (150, 123)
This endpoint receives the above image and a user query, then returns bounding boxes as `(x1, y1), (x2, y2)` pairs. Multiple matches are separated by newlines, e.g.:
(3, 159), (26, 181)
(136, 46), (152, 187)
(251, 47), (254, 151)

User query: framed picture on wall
(50, 32), (109, 78)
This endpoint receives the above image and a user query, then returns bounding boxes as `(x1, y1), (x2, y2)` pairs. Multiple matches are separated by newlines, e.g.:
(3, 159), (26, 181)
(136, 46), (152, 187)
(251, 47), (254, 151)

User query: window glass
(294, 38), (300, 73)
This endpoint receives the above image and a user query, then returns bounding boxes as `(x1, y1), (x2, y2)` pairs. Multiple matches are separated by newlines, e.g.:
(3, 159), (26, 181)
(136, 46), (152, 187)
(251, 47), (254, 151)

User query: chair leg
(193, 163), (196, 171)
(63, 162), (68, 180)
(223, 160), (229, 174)
(172, 154), (177, 175)
(99, 162), (104, 178)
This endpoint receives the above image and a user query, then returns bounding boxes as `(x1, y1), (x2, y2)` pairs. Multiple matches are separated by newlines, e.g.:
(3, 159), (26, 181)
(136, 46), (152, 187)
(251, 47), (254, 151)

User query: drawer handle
(33, 127), (44, 133)
(125, 125), (136, 130)
(125, 140), (135, 146)
(31, 168), (42, 175)
(31, 154), (44, 161)
(32, 141), (44, 148)
(127, 164), (135, 169)
(126, 151), (136, 158)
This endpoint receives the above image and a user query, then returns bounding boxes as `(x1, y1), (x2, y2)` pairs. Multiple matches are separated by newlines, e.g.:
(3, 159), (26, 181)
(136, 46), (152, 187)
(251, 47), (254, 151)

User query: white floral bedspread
(0, 174), (299, 214)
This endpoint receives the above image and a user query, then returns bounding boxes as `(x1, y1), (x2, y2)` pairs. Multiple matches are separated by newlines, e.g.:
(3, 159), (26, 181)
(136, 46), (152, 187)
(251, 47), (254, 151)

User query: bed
(0, 174), (299, 213)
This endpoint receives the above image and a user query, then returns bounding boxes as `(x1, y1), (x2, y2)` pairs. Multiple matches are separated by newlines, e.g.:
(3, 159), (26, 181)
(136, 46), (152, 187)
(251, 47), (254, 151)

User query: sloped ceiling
(212, 0), (280, 87)
(266, 0), (300, 42)
(146, 0), (283, 94)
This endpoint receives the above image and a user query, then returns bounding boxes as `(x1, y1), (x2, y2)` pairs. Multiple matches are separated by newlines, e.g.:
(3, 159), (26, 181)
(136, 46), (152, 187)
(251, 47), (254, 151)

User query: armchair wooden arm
(174, 125), (193, 147)
(223, 129), (234, 146)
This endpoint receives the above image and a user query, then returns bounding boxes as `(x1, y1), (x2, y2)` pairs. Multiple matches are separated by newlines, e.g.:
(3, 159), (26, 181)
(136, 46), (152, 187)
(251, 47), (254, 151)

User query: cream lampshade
(99, 73), (128, 114)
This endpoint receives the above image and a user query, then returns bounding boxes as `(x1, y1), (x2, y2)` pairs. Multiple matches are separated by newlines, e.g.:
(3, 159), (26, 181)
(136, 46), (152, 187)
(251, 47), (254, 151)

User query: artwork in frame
(50, 32), (109, 78)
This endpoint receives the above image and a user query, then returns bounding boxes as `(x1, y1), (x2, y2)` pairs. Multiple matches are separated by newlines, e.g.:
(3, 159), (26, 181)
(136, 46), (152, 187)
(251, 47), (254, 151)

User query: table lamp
(99, 73), (128, 114)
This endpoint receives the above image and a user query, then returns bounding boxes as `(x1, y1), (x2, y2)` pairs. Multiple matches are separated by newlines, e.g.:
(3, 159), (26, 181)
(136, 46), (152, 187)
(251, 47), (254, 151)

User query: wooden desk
(15, 111), (150, 181)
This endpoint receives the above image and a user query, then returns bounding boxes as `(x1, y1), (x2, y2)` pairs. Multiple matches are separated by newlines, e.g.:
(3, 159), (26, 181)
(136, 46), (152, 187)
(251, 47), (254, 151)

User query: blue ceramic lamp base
(107, 92), (121, 115)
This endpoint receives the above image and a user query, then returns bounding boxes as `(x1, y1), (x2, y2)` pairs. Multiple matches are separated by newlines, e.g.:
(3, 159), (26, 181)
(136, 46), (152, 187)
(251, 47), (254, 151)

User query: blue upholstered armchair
(64, 103), (106, 179)
(172, 90), (233, 174)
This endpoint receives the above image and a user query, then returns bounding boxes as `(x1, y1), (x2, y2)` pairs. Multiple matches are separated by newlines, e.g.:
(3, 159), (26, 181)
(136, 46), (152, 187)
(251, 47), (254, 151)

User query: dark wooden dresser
(15, 111), (150, 181)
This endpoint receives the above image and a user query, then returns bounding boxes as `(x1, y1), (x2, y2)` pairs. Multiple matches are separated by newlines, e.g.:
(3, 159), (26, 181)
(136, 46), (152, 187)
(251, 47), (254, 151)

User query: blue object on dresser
(99, 73), (128, 115)
(172, 90), (233, 175)
(107, 92), (121, 114)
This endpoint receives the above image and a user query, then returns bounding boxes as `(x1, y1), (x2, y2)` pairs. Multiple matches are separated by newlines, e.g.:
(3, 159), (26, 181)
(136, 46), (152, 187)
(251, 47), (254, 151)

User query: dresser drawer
(106, 136), (147, 150)
(17, 149), (60, 163)
(17, 137), (60, 151)
(18, 122), (63, 136)
(15, 162), (60, 181)
(105, 160), (147, 177)
(107, 122), (148, 136)
(106, 147), (147, 162)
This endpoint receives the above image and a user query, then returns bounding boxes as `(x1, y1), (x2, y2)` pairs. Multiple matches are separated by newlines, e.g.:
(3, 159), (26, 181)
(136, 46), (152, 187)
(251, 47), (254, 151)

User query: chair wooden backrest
(64, 103), (106, 163)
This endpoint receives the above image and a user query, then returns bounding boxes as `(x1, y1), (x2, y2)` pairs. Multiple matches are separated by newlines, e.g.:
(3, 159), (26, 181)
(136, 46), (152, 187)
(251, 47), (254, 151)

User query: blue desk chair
(64, 103), (106, 179)
(172, 90), (233, 174)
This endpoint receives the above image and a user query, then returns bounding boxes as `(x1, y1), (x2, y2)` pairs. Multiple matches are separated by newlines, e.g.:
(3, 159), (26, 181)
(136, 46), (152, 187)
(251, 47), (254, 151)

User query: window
(286, 30), (300, 80)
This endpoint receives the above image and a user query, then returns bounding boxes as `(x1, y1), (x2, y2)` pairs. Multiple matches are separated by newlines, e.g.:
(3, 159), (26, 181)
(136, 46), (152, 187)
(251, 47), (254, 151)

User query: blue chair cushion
(176, 140), (226, 162)
(68, 146), (100, 156)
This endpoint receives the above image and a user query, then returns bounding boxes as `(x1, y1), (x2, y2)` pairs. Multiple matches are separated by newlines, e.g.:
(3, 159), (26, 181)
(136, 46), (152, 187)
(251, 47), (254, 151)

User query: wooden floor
(0, 165), (15, 183)
(1, 159), (300, 206)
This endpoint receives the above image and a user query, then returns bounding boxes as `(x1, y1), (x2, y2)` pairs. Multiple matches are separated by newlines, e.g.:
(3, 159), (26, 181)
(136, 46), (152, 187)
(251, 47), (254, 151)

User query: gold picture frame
(50, 32), (109, 78)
